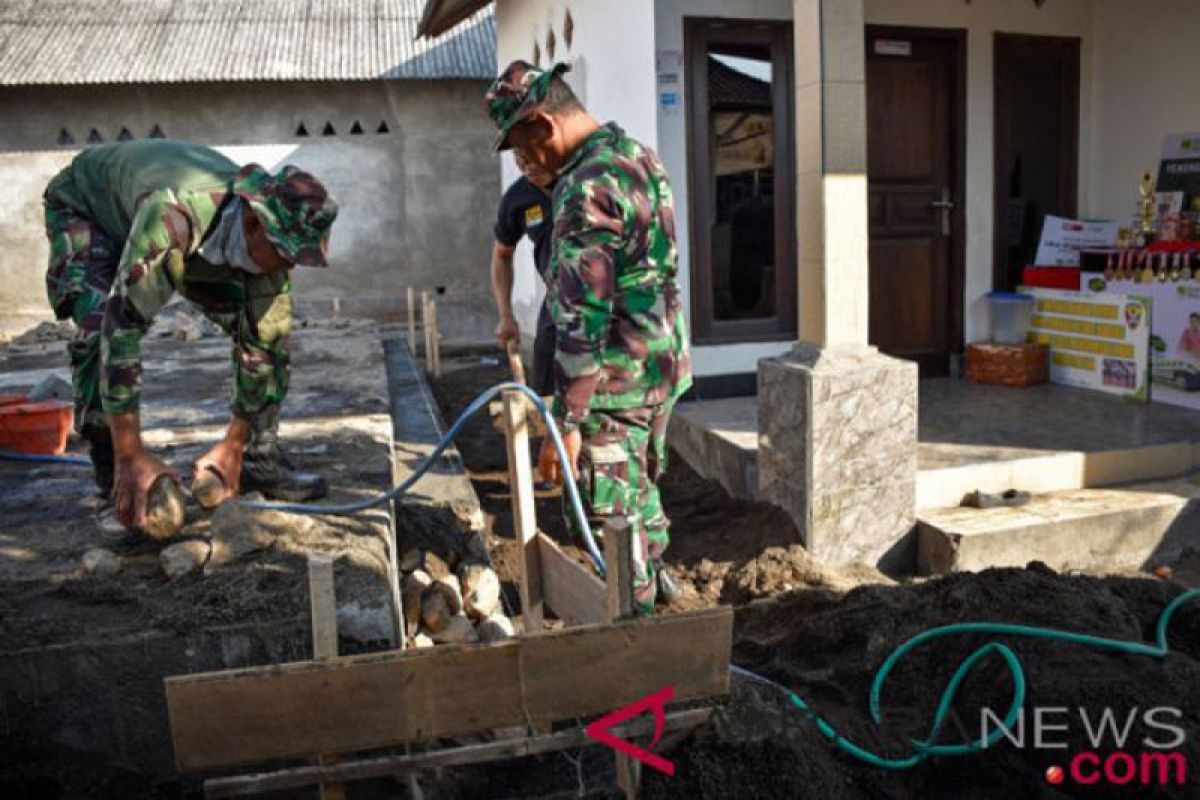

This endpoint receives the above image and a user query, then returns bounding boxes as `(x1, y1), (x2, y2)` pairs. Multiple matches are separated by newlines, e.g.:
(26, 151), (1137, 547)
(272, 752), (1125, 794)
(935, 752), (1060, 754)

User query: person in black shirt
(491, 151), (555, 394)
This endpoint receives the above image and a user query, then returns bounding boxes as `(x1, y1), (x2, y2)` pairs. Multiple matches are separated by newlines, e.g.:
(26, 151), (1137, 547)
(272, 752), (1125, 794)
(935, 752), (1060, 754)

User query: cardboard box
(966, 342), (1050, 387)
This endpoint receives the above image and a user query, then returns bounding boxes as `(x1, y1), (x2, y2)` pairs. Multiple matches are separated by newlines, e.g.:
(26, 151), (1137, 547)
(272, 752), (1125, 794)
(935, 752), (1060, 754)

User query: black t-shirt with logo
(494, 176), (553, 286)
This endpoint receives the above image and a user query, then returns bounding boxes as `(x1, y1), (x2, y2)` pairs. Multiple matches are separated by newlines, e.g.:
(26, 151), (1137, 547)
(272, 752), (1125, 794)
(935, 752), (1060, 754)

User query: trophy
(1137, 171), (1157, 245)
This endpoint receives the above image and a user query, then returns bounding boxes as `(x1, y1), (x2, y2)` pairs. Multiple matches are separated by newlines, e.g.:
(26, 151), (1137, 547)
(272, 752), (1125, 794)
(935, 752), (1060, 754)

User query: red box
(1021, 266), (1081, 290)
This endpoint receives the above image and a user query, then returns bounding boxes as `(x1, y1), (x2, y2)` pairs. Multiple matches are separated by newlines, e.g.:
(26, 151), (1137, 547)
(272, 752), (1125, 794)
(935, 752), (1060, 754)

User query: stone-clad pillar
(757, 0), (917, 569)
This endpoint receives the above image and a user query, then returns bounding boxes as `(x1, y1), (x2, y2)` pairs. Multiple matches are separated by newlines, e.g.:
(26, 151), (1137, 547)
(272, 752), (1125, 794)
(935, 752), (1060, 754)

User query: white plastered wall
(1087, 0), (1200, 223)
(655, 0), (797, 378)
(494, 0), (659, 340)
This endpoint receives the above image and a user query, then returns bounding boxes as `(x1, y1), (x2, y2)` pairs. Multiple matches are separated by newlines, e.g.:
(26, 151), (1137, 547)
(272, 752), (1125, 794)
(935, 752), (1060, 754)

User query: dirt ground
(429, 355), (1200, 800)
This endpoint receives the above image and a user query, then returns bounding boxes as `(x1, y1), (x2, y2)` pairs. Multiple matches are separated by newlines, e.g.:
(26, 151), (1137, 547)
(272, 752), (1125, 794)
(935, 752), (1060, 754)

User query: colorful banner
(1021, 287), (1151, 401)
(1082, 275), (1200, 411)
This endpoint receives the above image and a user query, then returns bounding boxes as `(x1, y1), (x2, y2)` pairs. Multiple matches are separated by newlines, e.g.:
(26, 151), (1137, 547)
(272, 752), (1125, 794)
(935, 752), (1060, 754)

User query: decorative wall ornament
(296, 122), (310, 137)
(533, 39), (541, 66)
(564, 9), (574, 50)
(57, 128), (74, 146)
(546, 27), (556, 61)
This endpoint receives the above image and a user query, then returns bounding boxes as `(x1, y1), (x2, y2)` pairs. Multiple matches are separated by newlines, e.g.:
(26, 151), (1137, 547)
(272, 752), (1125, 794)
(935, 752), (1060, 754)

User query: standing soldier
(42, 139), (337, 535)
(484, 62), (692, 613)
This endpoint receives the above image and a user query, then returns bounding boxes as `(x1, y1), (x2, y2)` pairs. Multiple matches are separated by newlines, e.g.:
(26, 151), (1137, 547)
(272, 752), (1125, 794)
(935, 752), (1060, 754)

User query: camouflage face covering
(233, 164), (338, 268)
(484, 60), (571, 152)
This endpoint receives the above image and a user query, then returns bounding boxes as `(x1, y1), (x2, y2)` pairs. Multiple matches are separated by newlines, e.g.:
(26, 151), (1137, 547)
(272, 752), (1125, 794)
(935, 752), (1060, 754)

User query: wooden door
(994, 34), (1080, 291)
(866, 28), (965, 376)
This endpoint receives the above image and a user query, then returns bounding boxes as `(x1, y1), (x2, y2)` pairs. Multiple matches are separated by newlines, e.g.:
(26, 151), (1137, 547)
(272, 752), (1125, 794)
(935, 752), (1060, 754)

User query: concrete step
(916, 441), (1200, 510)
(917, 474), (1200, 574)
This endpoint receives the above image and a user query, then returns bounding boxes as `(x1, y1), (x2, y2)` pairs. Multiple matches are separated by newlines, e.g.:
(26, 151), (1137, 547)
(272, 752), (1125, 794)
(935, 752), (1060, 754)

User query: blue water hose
(0, 449), (91, 466)
(237, 382), (607, 574)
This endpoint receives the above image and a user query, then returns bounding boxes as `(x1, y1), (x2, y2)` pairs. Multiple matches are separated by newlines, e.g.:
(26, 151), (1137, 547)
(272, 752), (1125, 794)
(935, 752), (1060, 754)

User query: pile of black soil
(646, 565), (1200, 799)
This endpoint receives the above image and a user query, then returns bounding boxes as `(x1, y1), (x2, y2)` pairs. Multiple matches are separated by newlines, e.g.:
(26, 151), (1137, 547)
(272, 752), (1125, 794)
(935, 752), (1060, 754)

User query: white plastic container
(986, 292), (1035, 345)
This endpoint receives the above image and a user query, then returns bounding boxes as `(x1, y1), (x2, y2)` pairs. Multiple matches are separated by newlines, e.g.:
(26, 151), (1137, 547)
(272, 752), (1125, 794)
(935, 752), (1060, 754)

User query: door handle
(930, 188), (954, 236)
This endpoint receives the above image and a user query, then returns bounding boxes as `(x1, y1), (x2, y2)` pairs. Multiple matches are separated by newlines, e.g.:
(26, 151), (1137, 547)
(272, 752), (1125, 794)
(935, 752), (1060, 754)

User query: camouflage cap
(484, 60), (572, 152)
(233, 164), (338, 268)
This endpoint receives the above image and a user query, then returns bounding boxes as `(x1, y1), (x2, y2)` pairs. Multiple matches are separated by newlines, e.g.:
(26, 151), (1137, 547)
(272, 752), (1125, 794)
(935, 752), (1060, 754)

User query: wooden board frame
(167, 607), (732, 773)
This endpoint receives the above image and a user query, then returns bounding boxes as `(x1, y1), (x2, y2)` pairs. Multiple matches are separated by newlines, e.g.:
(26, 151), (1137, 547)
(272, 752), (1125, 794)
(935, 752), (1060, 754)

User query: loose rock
(160, 539), (211, 579)
(433, 574), (463, 615)
(208, 495), (316, 567)
(400, 548), (425, 574)
(81, 548), (122, 577)
(402, 570), (433, 633)
(27, 374), (72, 402)
(191, 468), (226, 510)
(432, 615), (479, 645)
(412, 633), (435, 649)
(477, 613), (515, 643)
(459, 563), (501, 620)
(142, 476), (187, 540)
(421, 588), (454, 634)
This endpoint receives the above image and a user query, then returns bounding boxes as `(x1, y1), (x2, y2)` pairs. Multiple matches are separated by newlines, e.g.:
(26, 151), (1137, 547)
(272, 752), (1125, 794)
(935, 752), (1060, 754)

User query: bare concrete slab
(917, 472), (1200, 574)
(668, 380), (1200, 510)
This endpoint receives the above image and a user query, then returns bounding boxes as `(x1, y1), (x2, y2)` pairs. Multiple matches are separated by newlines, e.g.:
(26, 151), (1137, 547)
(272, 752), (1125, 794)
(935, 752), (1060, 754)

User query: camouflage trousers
(565, 402), (675, 615)
(43, 199), (293, 433)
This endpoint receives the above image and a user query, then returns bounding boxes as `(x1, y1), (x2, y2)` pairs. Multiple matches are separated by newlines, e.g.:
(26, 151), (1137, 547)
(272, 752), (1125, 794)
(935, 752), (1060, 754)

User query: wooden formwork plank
(536, 533), (606, 627)
(503, 390), (544, 632)
(203, 708), (713, 798)
(166, 607), (732, 773)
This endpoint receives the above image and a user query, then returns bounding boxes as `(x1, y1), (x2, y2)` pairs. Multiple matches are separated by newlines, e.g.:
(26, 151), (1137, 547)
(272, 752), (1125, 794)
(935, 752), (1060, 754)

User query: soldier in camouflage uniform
(42, 139), (338, 534)
(484, 62), (693, 614)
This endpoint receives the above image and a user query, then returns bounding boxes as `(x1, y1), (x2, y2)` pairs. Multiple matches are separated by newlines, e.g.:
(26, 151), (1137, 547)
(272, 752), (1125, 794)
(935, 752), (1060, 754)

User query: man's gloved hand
(113, 448), (179, 530)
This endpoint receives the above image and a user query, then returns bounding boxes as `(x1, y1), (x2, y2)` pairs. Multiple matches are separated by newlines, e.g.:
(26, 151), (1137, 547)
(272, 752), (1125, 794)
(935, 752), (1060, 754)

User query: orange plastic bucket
(0, 395), (25, 449)
(0, 400), (73, 455)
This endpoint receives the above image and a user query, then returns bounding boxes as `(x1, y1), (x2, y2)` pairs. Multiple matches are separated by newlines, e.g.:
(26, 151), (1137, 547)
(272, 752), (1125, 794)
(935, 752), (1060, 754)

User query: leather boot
(654, 560), (682, 605)
(240, 406), (327, 502)
(81, 424), (125, 540)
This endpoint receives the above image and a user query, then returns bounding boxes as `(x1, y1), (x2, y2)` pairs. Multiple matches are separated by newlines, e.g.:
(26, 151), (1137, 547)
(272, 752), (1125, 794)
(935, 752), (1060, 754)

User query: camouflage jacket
(46, 142), (248, 414)
(549, 123), (692, 429)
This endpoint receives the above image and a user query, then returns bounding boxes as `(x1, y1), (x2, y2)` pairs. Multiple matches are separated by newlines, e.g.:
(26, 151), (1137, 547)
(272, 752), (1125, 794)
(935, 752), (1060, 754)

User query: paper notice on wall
(1081, 275), (1200, 410)
(1034, 216), (1120, 266)
(1023, 287), (1150, 401)
(656, 49), (684, 117)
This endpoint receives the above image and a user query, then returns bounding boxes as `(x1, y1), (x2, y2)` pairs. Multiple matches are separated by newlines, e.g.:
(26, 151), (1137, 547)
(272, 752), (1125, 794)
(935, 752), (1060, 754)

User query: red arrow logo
(584, 685), (676, 776)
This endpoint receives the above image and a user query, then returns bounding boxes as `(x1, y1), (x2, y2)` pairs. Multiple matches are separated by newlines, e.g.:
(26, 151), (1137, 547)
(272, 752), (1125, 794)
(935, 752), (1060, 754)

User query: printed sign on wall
(1023, 287), (1151, 401)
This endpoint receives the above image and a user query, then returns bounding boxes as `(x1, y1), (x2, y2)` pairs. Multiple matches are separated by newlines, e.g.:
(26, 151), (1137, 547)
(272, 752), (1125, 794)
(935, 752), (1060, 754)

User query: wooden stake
(603, 518), (634, 623)
(307, 555), (346, 800)
(502, 389), (543, 632)
(424, 291), (439, 371)
(602, 518), (640, 798)
(506, 338), (526, 385)
(406, 287), (417, 353)
(429, 299), (441, 379)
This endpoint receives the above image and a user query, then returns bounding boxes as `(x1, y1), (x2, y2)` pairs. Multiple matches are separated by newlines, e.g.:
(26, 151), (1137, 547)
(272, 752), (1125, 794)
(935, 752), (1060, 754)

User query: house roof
(0, 0), (496, 86)
(417, 0), (492, 39)
(709, 56), (773, 109)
